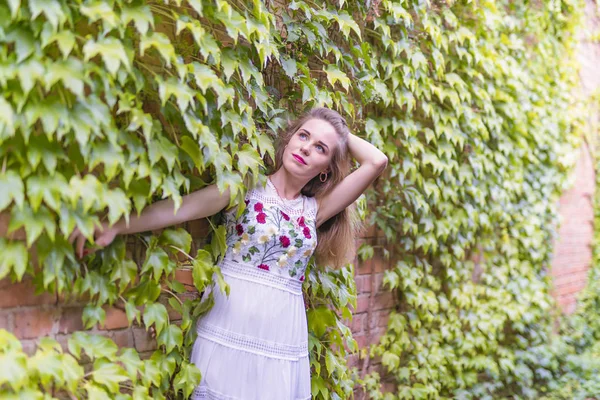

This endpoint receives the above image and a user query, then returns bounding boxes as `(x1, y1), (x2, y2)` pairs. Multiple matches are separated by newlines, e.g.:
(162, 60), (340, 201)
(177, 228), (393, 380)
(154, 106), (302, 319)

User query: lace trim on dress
(192, 385), (238, 400)
(197, 322), (309, 361)
(192, 385), (312, 400)
(244, 181), (318, 219)
(219, 260), (304, 295)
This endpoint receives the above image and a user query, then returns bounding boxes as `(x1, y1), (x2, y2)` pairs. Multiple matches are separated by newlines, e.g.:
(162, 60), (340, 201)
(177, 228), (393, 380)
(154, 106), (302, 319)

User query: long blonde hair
(274, 108), (362, 269)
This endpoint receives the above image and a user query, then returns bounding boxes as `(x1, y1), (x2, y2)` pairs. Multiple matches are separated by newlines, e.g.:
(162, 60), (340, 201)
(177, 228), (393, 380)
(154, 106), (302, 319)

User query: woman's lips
(292, 154), (307, 165)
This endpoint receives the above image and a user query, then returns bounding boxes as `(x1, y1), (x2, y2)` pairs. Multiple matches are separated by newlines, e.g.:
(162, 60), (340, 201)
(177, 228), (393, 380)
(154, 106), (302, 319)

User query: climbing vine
(0, 0), (588, 398)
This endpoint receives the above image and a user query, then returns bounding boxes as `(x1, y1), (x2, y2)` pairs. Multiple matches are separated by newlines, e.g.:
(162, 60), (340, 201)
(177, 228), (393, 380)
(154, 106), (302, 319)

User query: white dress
(190, 179), (316, 400)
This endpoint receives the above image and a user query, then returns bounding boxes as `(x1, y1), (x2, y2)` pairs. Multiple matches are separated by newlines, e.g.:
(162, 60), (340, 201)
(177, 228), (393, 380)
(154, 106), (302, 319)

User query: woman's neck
(269, 169), (308, 200)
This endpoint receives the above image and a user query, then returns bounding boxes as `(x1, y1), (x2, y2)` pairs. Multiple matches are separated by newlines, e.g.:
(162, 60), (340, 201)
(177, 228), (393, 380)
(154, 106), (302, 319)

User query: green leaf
(0, 171), (24, 212)
(140, 33), (175, 67)
(68, 332), (119, 361)
(82, 305), (106, 329)
(187, 0), (203, 15)
(83, 37), (131, 76)
(91, 359), (129, 393)
(62, 353), (85, 392)
(173, 362), (202, 398)
(160, 228), (192, 255)
(307, 307), (336, 337)
(104, 189), (131, 226)
(148, 135), (178, 171)
(382, 352), (401, 371)
(280, 56), (297, 79)
(81, 1), (118, 28)
(324, 64), (350, 91)
(110, 260), (137, 289)
(143, 303), (168, 336)
(0, 239), (28, 280)
(156, 324), (183, 352)
(181, 135), (204, 170)
(142, 246), (172, 281)
(190, 63), (220, 94)
(121, 4), (154, 35)
(8, 205), (56, 246)
(235, 144), (262, 177)
(0, 350), (28, 390)
(124, 301), (141, 325)
(26, 174), (67, 212)
(210, 225), (227, 260)
(192, 250), (214, 292)
(119, 348), (142, 383)
(334, 11), (361, 40)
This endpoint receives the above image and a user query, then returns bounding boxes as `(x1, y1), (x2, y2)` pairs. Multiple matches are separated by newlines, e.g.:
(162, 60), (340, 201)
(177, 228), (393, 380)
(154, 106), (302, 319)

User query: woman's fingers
(76, 232), (87, 259)
(68, 227), (80, 244)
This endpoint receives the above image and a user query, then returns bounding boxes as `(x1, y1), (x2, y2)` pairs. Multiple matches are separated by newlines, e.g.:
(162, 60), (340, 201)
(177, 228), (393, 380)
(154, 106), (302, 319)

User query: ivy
(0, 0), (590, 398)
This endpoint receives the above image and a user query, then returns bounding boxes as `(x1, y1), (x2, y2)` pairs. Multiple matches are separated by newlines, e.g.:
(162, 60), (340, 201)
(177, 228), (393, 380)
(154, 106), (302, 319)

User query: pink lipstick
(292, 154), (307, 165)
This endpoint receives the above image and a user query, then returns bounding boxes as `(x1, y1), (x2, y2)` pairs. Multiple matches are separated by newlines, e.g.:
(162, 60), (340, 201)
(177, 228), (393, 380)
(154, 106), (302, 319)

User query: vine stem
(1, 157), (6, 174)
(169, 245), (195, 261)
(163, 287), (184, 305)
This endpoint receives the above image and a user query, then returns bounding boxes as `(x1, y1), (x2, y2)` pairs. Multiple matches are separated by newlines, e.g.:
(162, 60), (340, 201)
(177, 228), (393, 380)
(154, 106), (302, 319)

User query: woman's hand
(69, 222), (119, 259)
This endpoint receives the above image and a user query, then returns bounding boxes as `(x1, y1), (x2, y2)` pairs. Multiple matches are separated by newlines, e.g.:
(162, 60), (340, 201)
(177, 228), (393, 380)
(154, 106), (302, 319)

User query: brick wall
(550, 142), (595, 314)
(549, 0), (600, 315)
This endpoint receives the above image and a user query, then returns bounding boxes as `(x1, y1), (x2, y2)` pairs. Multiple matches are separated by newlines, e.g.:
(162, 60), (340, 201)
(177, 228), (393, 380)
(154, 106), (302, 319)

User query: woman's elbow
(373, 154), (388, 174)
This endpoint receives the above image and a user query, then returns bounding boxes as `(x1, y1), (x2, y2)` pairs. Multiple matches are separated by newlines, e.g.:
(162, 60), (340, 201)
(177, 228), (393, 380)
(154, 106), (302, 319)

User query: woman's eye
(298, 132), (307, 140)
(316, 145), (324, 153)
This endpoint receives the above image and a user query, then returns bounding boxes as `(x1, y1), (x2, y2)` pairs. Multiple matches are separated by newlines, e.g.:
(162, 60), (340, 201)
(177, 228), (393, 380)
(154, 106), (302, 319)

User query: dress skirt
(190, 260), (312, 400)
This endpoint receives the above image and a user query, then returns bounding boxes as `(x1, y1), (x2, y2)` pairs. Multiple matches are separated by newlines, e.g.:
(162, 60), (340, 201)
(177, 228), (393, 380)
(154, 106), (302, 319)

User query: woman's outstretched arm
(70, 184), (231, 257)
(316, 133), (388, 228)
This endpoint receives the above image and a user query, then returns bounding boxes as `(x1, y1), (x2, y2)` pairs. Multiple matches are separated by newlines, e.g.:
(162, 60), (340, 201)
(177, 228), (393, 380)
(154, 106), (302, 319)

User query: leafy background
(0, 0), (599, 399)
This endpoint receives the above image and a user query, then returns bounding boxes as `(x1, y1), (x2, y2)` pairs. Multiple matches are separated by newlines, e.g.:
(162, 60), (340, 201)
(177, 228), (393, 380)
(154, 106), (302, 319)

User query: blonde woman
(72, 107), (388, 399)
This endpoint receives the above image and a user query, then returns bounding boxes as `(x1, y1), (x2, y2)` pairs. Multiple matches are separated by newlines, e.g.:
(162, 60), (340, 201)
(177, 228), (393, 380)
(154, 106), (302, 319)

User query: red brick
(188, 219), (210, 238)
(373, 292), (394, 311)
(377, 311), (391, 328)
(363, 224), (377, 238)
(373, 256), (387, 273)
(381, 380), (397, 393)
(373, 273), (385, 293)
(349, 313), (367, 334)
(20, 339), (38, 356)
(0, 277), (12, 289)
(111, 329), (134, 348)
(175, 269), (195, 291)
(370, 310), (390, 329)
(0, 279), (56, 308)
(166, 301), (182, 322)
(346, 354), (360, 369)
(133, 327), (157, 352)
(351, 295), (370, 314)
(0, 312), (11, 330)
(102, 306), (129, 330)
(354, 333), (368, 349)
(58, 307), (84, 334)
(356, 259), (373, 276)
(14, 308), (60, 339)
(355, 276), (372, 294)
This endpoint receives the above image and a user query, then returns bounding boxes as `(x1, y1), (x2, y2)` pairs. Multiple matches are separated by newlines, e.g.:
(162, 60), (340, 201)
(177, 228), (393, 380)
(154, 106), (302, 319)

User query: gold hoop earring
(320, 172), (327, 182)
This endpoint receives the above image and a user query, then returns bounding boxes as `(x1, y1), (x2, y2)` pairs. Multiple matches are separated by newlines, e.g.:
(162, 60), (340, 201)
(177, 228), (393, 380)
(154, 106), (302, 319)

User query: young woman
(71, 107), (388, 399)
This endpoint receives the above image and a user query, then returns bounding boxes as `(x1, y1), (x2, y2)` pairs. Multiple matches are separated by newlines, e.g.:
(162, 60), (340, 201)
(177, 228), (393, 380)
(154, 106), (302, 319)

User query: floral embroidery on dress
(222, 185), (317, 281)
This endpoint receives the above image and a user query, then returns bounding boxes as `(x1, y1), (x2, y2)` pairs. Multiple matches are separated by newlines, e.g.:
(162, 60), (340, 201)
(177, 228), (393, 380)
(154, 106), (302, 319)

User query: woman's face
(283, 118), (339, 180)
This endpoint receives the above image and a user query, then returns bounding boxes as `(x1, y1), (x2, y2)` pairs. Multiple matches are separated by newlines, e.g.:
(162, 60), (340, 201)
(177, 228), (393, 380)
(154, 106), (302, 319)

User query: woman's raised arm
(316, 133), (387, 228)
(70, 184), (231, 257)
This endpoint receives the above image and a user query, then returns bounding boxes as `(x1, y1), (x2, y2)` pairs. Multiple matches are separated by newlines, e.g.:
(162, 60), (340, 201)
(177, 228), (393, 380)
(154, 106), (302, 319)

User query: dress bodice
(221, 178), (318, 282)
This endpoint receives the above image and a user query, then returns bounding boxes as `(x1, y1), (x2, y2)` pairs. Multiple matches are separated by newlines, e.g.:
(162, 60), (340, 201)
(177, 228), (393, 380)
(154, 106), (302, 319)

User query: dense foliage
(0, 0), (588, 398)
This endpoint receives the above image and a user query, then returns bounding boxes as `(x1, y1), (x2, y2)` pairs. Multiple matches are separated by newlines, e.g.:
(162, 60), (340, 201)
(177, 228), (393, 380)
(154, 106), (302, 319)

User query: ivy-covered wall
(0, 0), (592, 399)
